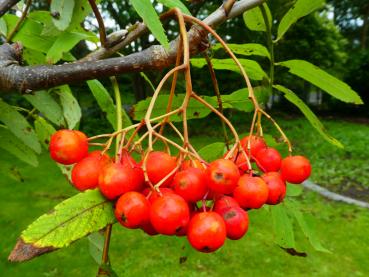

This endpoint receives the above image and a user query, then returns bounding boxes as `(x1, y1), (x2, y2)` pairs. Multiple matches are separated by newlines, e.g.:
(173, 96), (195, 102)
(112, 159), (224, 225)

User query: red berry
(262, 172), (286, 205)
(254, 147), (282, 172)
(141, 221), (159, 236)
(172, 167), (208, 202)
(145, 151), (177, 187)
(181, 159), (206, 171)
(233, 176), (269, 209)
(206, 159), (240, 194)
(98, 162), (144, 200)
(71, 152), (110, 191)
(225, 151), (250, 173)
(217, 206), (249, 240)
(240, 135), (267, 158)
(115, 192), (150, 229)
(280, 155), (311, 184)
(204, 189), (222, 200)
(213, 195), (240, 213)
(49, 129), (88, 165)
(150, 193), (190, 235)
(120, 150), (139, 166)
(187, 212), (226, 253)
(143, 188), (175, 204)
(88, 150), (110, 161)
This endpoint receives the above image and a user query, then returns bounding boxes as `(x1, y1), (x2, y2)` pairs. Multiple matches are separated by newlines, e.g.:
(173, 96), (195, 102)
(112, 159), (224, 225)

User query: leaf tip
(8, 238), (56, 262)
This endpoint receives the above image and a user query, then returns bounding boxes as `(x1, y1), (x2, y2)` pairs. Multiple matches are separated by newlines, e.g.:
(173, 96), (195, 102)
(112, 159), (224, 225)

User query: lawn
(0, 117), (368, 276)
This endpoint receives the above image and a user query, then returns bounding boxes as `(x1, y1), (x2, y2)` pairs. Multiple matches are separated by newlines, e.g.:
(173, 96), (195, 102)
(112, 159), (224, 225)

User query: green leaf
(286, 183), (303, 197)
(4, 15), (55, 52)
(191, 58), (267, 81)
(131, 0), (169, 48)
(0, 128), (38, 167)
(221, 88), (254, 112)
(88, 232), (104, 265)
(198, 142), (225, 162)
(28, 11), (61, 37)
(67, 0), (99, 31)
(243, 4), (271, 32)
(56, 85), (81, 129)
(34, 116), (56, 149)
(51, 0), (75, 31)
(0, 18), (7, 36)
(274, 85), (343, 148)
(87, 80), (117, 129)
(132, 94), (218, 122)
(271, 204), (295, 248)
(24, 90), (64, 125)
(212, 43), (270, 60)
(157, 0), (191, 15)
(62, 51), (76, 62)
(276, 0), (324, 41)
(276, 60), (363, 104)
(9, 189), (116, 262)
(286, 201), (330, 253)
(0, 98), (41, 154)
(23, 48), (46, 65)
(46, 32), (88, 64)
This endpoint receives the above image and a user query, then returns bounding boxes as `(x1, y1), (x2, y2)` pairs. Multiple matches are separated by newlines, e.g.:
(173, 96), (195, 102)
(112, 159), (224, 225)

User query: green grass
(0, 117), (369, 276)
(264, 116), (369, 201)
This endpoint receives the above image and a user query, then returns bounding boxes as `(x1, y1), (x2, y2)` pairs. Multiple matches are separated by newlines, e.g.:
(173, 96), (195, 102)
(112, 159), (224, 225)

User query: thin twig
(6, 0), (32, 42)
(203, 52), (230, 150)
(88, 0), (108, 48)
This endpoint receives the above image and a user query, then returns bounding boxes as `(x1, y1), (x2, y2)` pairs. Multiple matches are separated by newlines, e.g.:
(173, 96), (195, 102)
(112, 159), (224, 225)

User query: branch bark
(0, 0), (20, 17)
(0, 0), (263, 93)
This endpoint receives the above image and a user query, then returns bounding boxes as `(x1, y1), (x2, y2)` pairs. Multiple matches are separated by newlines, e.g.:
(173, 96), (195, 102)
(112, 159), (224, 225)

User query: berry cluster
(49, 129), (311, 253)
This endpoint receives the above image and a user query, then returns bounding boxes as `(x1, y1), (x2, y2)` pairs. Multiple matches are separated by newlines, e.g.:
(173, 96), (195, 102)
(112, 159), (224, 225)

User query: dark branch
(0, 0), (20, 17)
(0, 0), (264, 93)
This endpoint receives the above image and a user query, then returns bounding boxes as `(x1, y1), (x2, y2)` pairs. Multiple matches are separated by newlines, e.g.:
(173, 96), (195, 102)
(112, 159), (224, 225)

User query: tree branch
(0, 0), (20, 17)
(0, 0), (264, 93)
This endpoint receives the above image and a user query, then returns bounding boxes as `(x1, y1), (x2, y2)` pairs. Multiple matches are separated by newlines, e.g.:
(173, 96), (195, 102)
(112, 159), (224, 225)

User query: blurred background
(0, 0), (368, 276)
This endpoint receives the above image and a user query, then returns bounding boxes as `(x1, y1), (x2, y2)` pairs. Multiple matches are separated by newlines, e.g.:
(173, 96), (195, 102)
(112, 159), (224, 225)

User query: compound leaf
(274, 85), (343, 148)
(24, 90), (64, 125)
(276, 60), (363, 104)
(131, 0), (169, 48)
(51, 0), (75, 31)
(0, 128), (38, 167)
(276, 0), (324, 41)
(0, 98), (41, 153)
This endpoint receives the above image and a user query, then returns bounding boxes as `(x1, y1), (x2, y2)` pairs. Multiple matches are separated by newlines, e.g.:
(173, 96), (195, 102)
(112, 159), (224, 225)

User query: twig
(6, 0), (32, 42)
(203, 52), (230, 149)
(88, 0), (108, 48)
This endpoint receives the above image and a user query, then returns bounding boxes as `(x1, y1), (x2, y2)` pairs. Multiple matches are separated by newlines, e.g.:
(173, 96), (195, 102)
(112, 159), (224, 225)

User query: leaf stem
(101, 224), (112, 264)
